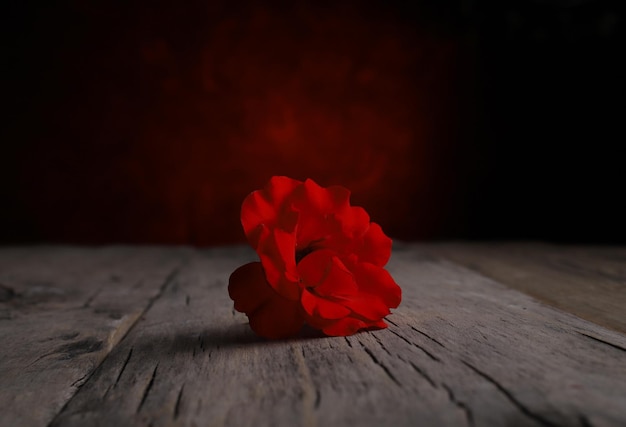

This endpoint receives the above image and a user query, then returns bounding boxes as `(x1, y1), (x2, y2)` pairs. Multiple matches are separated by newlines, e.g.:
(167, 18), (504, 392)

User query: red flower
(228, 176), (401, 339)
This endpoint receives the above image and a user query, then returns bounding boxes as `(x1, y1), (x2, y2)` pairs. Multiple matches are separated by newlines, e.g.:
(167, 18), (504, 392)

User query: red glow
(21, 2), (464, 245)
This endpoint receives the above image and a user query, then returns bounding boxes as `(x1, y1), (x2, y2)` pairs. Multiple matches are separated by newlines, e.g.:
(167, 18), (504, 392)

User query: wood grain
(37, 245), (626, 427)
(425, 242), (626, 334)
(0, 246), (191, 427)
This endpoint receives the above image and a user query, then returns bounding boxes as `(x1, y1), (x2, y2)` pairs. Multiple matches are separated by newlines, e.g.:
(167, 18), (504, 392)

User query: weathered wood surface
(426, 242), (626, 334)
(0, 246), (191, 427)
(1, 244), (625, 427)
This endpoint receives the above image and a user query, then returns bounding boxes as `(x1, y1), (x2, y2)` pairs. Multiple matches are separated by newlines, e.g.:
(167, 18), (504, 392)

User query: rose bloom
(228, 176), (401, 339)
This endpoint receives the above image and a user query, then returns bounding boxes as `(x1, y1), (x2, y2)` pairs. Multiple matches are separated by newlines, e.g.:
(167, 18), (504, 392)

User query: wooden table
(1, 243), (625, 427)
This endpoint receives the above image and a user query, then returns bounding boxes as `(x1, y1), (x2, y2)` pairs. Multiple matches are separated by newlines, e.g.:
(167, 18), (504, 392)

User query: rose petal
(368, 319), (388, 330)
(311, 206), (368, 257)
(248, 294), (304, 339)
(339, 206), (371, 240)
(297, 250), (358, 297)
(228, 262), (275, 314)
(257, 227), (301, 300)
(241, 176), (301, 248)
(321, 317), (369, 336)
(350, 261), (402, 309)
(291, 179), (350, 249)
(297, 179), (350, 213)
(295, 249), (330, 286)
(355, 222), (392, 266)
(322, 316), (389, 336)
(301, 290), (351, 320)
(227, 262), (304, 339)
(315, 256), (358, 297)
(338, 293), (391, 321)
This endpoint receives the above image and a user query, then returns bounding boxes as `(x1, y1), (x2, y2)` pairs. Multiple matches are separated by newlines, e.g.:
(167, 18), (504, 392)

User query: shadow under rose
(134, 322), (330, 357)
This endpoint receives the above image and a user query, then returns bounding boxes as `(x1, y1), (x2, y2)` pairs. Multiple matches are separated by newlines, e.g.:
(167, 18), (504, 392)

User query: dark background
(2, 0), (624, 246)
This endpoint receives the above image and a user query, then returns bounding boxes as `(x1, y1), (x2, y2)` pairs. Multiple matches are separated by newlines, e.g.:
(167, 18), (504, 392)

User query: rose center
(295, 237), (327, 265)
(295, 246), (314, 264)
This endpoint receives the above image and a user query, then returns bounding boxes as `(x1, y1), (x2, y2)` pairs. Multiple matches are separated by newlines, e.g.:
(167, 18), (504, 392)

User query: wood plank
(50, 245), (626, 427)
(424, 242), (626, 334)
(0, 246), (192, 427)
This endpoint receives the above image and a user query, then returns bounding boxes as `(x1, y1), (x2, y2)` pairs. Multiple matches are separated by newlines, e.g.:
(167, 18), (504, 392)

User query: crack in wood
(371, 333), (393, 356)
(407, 360), (437, 389)
(579, 414), (594, 427)
(577, 332), (626, 352)
(101, 385), (112, 400)
(70, 374), (89, 388)
(174, 384), (184, 420)
(83, 288), (102, 308)
(462, 361), (559, 427)
(55, 337), (104, 359)
(82, 288), (102, 308)
(25, 349), (58, 368)
(442, 383), (474, 427)
(387, 329), (441, 362)
(146, 265), (186, 314)
(388, 329), (414, 346)
(114, 348), (133, 387)
(409, 326), (446, 348)
(292, 346), (318, 427)
(0, 283), (18, 302)
(411, 342), (440, 362)
(25, 337), (103, 367)
(137, 364), (159, 413)
(358, 340), (401, 387)
(314, 388), (321, 410)
(198, 334), (205, 352)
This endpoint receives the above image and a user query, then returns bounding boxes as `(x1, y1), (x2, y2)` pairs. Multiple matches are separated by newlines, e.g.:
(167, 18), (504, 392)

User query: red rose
(228, 176), (401, 339)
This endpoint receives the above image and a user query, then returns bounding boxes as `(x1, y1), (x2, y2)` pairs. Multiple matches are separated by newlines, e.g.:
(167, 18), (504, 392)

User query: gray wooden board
(0, 246), (191, 427)
(40, 245), (626, 427)
(425, 242), (626, 334)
